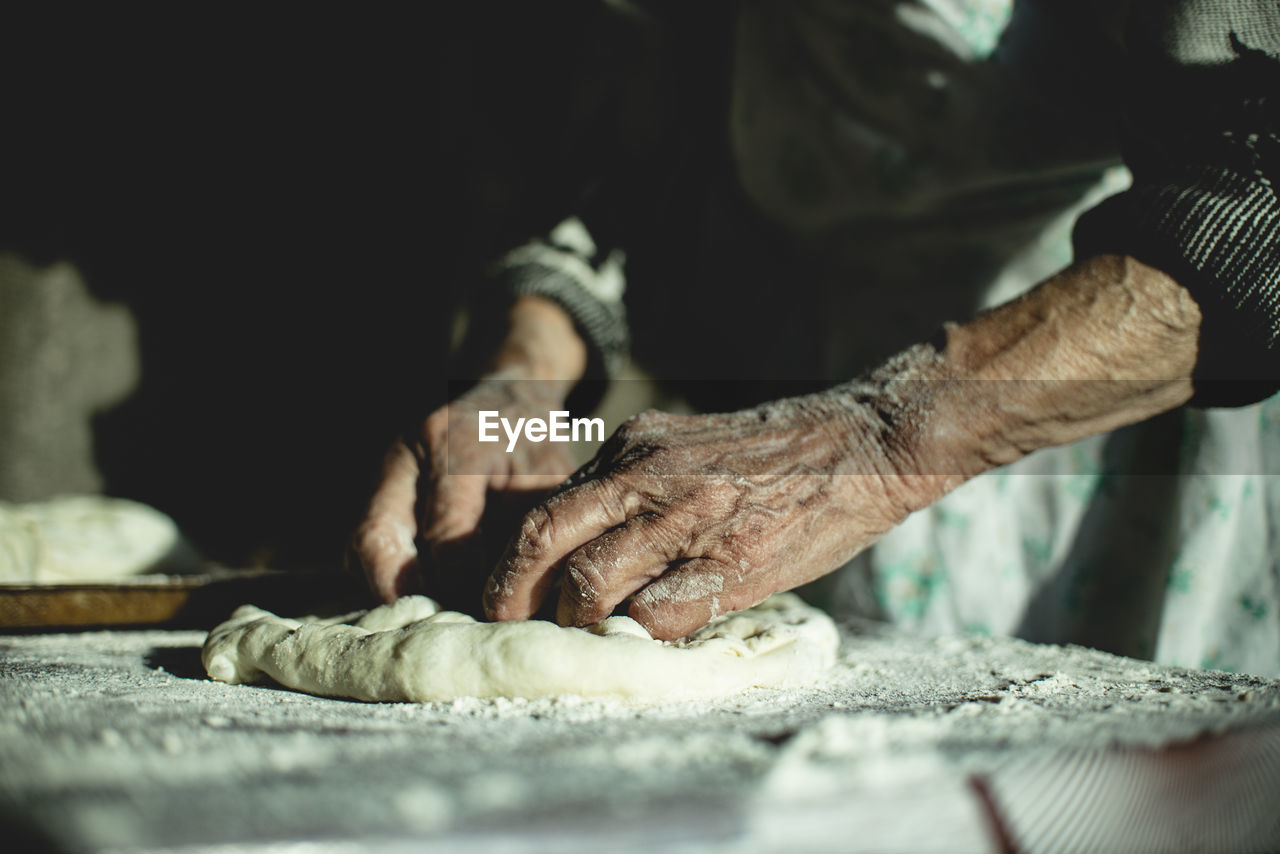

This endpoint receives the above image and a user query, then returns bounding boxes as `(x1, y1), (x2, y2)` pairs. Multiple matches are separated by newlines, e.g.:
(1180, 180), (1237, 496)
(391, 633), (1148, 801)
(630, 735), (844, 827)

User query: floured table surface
(2, 620), (1278, 853)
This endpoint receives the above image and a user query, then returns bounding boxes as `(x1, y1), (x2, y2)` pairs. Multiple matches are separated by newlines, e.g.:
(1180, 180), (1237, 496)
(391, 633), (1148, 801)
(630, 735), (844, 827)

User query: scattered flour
(1, 618), (1277, 851)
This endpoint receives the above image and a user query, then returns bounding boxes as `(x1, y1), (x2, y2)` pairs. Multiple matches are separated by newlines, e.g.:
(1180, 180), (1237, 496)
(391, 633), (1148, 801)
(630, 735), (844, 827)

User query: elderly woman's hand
(483, 255), (1202, 639)
(350, 296), (586, 604)
(482, 386), (938, 640)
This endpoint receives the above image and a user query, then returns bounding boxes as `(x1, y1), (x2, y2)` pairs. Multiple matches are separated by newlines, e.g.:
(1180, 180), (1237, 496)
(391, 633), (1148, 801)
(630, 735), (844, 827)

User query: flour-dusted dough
(202, 593), (839, 703)
(0, 496), (199, 583)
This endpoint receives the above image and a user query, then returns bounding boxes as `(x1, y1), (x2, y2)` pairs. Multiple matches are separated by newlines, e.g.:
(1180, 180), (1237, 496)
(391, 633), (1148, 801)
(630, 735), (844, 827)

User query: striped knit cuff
(1074, 166), (1280, 407)
(492, 244), (629, 382)
(456, 219), (629, 413)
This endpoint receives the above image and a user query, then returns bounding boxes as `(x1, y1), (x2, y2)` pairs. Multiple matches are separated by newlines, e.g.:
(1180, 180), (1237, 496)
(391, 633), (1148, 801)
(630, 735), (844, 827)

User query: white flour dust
(2, 618), (1278, 852)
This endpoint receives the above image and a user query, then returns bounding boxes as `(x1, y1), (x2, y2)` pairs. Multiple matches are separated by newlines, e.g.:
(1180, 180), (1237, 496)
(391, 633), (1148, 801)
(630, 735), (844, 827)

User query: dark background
(0, 3), (754, 570)
(2, 9), (453, 568)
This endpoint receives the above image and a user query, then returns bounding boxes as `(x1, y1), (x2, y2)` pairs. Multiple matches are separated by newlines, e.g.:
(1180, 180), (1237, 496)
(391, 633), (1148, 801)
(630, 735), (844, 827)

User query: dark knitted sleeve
(487, 216), (629, 383)
(1072, 0), (1280, 406)
(451, 216), (628, 414)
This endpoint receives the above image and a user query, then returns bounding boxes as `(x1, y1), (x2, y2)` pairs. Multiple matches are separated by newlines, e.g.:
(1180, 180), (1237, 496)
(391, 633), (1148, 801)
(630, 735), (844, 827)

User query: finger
(483, 477), (633, 622)
(419, 405), (491, 546)
(556, 513), (686, 627)
(421, 472), (488, 546)
(629, 559), (742, 641)
(353, 440), (424, 603)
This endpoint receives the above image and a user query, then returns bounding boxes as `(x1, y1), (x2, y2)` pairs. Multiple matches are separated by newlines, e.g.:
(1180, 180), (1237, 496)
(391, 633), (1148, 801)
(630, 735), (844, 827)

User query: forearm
(831, 254), (1201, 511)
(489, 218), (630, 386)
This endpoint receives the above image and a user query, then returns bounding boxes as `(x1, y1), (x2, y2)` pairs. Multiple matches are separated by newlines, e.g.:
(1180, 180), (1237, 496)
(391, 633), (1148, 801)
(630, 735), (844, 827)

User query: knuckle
(636, 518), (683, 562)
(614, 408), (661, 441)
(719, 522), (765, 558)
(599, 481), (640, 522)
(563, 558), (607, 606)
(355, 519), (415, 558)
(512, 507), (555, 561)
(423, 408), (451, 441)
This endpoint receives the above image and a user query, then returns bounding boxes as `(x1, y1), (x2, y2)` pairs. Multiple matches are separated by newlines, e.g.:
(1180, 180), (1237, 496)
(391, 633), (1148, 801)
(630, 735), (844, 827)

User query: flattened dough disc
(202, 593), (839, 703)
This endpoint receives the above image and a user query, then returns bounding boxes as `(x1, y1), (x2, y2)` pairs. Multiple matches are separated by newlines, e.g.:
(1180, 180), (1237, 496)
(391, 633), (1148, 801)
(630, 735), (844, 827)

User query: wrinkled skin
(349, 372), (575, 606)
(482, 393), (932, 640)
(355, 256), (1200, 641)
(477, 256), (1201, 640)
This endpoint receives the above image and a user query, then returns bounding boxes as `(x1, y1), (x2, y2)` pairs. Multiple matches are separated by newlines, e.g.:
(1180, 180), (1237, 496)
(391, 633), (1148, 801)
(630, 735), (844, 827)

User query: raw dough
(202, 592), (839, 703)
(0, 495), (199, 583)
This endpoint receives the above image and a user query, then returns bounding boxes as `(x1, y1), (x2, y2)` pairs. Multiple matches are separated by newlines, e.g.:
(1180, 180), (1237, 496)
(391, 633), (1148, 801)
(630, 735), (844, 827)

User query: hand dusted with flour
(485, 256), (1201, 641)
(482, 375), (935, 641)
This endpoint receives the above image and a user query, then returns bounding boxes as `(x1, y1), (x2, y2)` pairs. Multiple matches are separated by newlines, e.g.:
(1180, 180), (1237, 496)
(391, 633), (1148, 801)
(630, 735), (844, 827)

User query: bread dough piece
(0, 495), (199, 583)
(202, 593), (839, 703)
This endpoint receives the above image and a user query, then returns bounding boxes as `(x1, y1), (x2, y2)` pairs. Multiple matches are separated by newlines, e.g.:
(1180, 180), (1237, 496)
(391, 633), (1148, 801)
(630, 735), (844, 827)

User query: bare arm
(891, 253), (1199, 507)
(483, 254), (1201, 639)
(488, 295), (589, 388)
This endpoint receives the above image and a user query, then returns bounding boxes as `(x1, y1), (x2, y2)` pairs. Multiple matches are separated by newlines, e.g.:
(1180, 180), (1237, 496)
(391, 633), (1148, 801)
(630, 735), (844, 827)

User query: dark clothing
(478, 1), (1280, 406)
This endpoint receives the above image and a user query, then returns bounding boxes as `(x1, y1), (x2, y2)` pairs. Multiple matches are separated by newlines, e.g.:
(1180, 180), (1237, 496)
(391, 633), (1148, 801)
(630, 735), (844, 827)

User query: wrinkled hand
(351, 372), (575, 604)
(482, 395), (930, 640)
(479, 254), (1204, 640)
